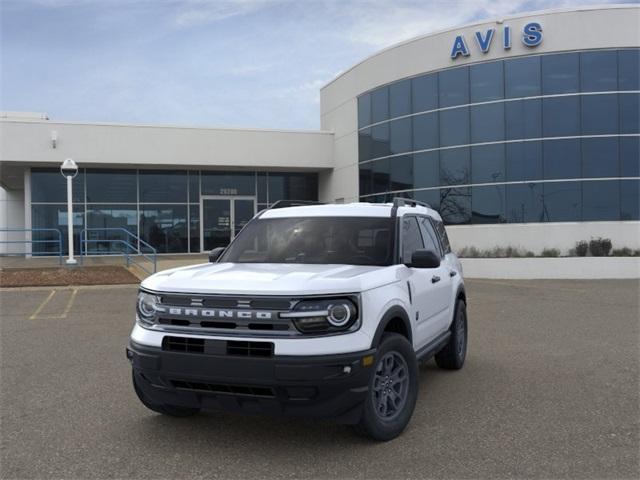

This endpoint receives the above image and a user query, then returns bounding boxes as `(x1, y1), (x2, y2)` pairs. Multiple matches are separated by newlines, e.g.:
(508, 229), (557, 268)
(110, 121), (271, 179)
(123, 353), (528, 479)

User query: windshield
(220, 217), (394, 266)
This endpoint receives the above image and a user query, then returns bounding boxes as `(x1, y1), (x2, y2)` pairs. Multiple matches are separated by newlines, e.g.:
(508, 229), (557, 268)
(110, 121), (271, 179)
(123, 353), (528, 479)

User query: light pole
(60, 158), (78, 265)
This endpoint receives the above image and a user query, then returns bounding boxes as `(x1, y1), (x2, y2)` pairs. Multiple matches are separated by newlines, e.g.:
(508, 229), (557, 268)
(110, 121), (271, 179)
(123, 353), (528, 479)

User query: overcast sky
(1, 0), (635, 130)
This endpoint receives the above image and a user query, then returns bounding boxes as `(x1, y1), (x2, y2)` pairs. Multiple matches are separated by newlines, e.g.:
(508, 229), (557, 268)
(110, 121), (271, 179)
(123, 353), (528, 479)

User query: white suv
(127, 198), (467, 441)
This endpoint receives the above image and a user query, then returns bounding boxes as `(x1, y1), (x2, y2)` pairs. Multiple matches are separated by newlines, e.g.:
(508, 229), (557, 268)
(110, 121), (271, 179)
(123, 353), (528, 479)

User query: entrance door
(201, 196), (255, 251)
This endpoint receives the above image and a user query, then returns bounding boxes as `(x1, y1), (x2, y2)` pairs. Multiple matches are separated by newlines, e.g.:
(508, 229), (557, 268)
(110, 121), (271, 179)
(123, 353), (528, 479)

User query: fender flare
(370, 305), (412, 348)
(456, 284), (467, 304)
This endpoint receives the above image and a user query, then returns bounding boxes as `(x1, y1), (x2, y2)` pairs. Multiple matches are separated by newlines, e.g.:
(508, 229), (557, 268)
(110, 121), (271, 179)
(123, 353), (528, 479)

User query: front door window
(201, 197), (255, 251)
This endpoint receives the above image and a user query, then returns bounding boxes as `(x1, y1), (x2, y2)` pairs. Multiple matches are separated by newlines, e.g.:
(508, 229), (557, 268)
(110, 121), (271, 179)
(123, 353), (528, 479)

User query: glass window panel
(358, 93), (371, 128)
(201, 171), (255, 196)
(359, 128), (373, 162)
(620, 93), (639, 134)
(506, 183), (543, 223)
(359, 163), (373, 196)
(471, 185), (505, 224)
(581, 94), (619, 135)
(139, 170), (187, 203)
(31, 168), (85, 203)
(581, 51), (618, 92)
(470, 103), (504, 143)
(31, 204), (84, 255)
(389, 79), (411, 118)
(371, 86), (389, 123)
(471, 144), (505, 184)
(439, 67), (469, 108)
(620, 180), (639, 220)
(542, 96), (580, 137)
(389, 117), (412, 155)
(505, 56), (541, 98)
(413, 151), (439, 189)
(506, 142), (543, 182)
(372, 159), (390, 194)
(412, 112), (438, 151)
(390, 155), (413, 192)
(414, 189), (440, 211)
(85, 205), (137, 254)
(543, 182), (581, 222)
(439, 107), (469, 147)
(505, 98), (542, 140)
(440, 148), (470, 186)
(418, 217), (441, 255)
(189, 171), (200, 203)
(541, 52), (579, 95)
(619, 49), (640, 91)
(371, 123), (390, 159)
(582, 137), (620, 178)
(621, 137), (640, 177)
(85, 169), (136, 203)
(470, 61), (504, 102)
(189, 205), (200, 253)
(583, 180), (620, 221)
(139, 205), (188, 253)
(267, 173), (318, 203)
(543, 139), (580, 180)
(440, 187), (471, 225)
(256, 172), (267, 203)
(412, 73), (438, 113)
(401, 217), (424, 262)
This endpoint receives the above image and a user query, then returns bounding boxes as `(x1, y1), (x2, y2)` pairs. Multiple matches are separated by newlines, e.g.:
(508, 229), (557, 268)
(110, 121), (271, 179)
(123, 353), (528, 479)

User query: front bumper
(127, 340), (376, 424)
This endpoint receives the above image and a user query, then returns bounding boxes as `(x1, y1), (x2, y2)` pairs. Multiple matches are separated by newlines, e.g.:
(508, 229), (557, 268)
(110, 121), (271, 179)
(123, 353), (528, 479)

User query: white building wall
(0, 186), (25, 254)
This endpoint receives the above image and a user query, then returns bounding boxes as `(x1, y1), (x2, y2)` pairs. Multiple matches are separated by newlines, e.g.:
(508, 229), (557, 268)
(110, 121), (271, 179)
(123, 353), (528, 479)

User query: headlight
(281, 297), (359, 334)
(136, 291), (159, 326)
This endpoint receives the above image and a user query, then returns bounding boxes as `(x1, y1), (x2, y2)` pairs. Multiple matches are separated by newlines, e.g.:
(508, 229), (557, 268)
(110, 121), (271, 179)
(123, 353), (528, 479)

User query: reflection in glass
(542, 96), (580, 137)
(390, 155), (413, 192)
(371, 87), (389, 123)
(471, 144), (505, 184)
(439, 107), (469, 147)
(86, 169), (136, 203)
(389, 79), (411, 118)
(581, 94), (619, 135)
(412, 112), (439, 151)
(372, 159), (390, 193)
(582, 138), (619, 178)
(472, 185), (505, 224)
(439, 67), (469, 108)
(267, 173), (318, 203)
(139, 170), (187, 203)
(543, 182), (581, 222)
(189, 205), (199, 253)
(413, 189), (440, 211)
(470, 103), (504, 143)
(358, 94), (371, 128)
(470, 60), (504, 102)
(140, 205), (189, 253)
(31, 204), (84, 255)
(544, 139), (580, 180)
(618, 49), (640, 91)
(620, 137), (640, 177)
(202, 172), (254, 196)
(506, 142), (543, 182)
(620, 93), (639, 134)
(583, 180), (620, 221)
(32, 169), (85, 203)
(506, 183), (543, 223)
(359, 162), (373, 196)
(359, 129), (373, 162)
(505, 99), (542, 140)
(413, 151), (439, 189)
(505, 56), (541, 98)
(389, 117), (412, 155)
(371, 123), (390, 158)
(86, 205), (138, 253)
(581, 51), (618, 92)
(621, 180), (639, 220)
(440, 187), (471, 224)
(189, 171), (200, 203)
(440, 148), (470, 186)
(541, 52), (579, 95)
(411, 74), (438, 113)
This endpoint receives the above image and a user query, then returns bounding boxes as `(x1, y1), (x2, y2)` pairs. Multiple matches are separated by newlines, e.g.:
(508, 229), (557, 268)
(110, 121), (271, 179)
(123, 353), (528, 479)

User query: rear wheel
(354, 333), (418, 441)
(132, 371), (200, 417)
(435, 300), (467, 370)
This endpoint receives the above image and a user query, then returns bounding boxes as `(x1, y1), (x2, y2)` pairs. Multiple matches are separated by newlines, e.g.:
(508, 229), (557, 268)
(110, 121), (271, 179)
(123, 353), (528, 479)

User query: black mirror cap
(209, 247), (226, 263)
(407, 249), (440, 268)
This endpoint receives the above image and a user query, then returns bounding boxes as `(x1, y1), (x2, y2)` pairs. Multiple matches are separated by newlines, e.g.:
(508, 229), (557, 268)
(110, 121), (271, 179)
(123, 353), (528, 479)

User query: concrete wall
(0, 186), (25, 254)
(448, 221), (640, 255)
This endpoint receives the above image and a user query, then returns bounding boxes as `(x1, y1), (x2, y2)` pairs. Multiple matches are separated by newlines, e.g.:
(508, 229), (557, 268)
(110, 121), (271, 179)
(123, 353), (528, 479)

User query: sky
(1, 0), (636, 130)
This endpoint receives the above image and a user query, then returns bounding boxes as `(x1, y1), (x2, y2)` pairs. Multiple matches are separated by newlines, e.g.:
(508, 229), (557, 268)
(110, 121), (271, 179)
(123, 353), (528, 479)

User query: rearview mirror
(406, 249), (440, 269)
(209, 247), (226, 263)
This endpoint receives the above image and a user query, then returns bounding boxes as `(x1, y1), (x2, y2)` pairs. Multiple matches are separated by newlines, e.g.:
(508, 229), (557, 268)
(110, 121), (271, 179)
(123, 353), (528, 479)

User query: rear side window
(418, 217), (442, 257)
(433, 219), (452, 254)
(401, 217), (424, 263)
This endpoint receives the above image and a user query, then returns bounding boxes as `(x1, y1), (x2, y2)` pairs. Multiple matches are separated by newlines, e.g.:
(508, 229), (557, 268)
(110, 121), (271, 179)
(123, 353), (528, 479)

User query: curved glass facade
(358, 49), (640, 224)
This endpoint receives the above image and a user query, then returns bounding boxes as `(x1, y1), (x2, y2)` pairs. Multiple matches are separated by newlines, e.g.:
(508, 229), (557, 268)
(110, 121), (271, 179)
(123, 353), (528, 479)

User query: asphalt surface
(1, 280), (638, 479)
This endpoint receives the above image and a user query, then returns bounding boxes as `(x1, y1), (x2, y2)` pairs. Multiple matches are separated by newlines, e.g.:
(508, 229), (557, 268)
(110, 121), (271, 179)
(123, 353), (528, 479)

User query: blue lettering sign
(474, 29), (495, 53)
(522, 22), (543, 47)
(450, 35), (470, 59)
(503, 25), (512, 50)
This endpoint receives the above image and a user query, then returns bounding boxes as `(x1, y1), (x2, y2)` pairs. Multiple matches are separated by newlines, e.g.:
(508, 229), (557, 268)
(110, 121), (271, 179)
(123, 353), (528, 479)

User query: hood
(141, 262), (401, 295)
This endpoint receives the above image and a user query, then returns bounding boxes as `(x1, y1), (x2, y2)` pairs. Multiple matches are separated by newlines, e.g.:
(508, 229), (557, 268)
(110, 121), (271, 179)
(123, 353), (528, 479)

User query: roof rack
(390, 197), (432, 217)
(268, 200), (325, 210)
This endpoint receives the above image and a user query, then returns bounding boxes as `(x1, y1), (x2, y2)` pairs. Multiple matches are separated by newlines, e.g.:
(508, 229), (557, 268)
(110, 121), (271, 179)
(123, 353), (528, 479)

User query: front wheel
(132, 371), (200, 417)
(354, 333), (418, 441)
(435, 300), (467, 370)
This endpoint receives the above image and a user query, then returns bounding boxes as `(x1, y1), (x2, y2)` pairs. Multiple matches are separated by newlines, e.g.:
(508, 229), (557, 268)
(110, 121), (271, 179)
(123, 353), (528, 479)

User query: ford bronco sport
(127, 198), (467, 441)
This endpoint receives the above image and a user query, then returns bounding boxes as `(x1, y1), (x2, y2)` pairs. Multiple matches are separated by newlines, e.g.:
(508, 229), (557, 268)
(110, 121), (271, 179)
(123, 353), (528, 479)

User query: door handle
(431, 275), (441, 283)
(449, 270), (457, 277)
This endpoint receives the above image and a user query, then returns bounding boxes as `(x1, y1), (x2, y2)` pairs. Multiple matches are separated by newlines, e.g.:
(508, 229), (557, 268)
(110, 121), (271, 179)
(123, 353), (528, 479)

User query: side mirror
(406, 249), (440, 269)
(209, 247), (226, 263)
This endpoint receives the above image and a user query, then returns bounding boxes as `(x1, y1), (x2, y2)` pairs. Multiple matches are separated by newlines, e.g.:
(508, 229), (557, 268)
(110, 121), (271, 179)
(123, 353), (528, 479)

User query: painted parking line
(29, 288), (78, 320)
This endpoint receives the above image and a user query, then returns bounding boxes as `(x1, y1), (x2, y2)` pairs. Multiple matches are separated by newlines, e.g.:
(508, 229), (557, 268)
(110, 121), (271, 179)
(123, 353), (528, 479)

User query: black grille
(227, 340), (273, 357)
(159, 295), (292, 310)
(171, 380), (275, 398)
(162, 336), (204, 353)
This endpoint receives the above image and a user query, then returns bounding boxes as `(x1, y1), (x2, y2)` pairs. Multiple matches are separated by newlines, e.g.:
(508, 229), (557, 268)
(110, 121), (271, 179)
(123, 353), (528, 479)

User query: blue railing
(0, 228), (63, 264)
(80, 228), (157, 275)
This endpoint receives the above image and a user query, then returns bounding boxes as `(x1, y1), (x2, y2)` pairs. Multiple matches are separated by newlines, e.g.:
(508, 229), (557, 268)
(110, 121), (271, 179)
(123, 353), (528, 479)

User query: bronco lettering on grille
(155, 306), (273, 320)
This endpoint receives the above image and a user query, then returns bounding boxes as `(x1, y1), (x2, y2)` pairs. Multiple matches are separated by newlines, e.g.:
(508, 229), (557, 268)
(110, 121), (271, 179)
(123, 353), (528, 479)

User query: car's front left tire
(132, 371), (200, 417)
(354, 333), (418, 441)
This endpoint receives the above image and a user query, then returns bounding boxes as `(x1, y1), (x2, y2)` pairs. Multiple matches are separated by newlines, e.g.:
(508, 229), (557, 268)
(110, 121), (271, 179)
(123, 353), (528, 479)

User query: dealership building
(1, 5), (638, 257)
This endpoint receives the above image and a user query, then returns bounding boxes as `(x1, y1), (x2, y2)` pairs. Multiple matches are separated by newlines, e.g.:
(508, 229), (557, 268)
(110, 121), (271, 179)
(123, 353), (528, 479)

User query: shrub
(589, 237), (612, 257)
(574, 241), (589, 257)
(540, 248), (560, 257)
(611, 247), (640, 257)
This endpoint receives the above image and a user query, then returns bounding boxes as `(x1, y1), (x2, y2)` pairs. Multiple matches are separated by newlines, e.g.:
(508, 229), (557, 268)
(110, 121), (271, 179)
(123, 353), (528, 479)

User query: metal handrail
(0, 228), (63, 264)
(80, 228), (157, 275)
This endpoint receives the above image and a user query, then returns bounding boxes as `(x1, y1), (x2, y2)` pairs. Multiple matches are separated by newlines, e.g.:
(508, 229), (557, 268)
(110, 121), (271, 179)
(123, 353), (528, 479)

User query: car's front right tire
(354, 333), (418, 441)
(132, 371), (200, 417)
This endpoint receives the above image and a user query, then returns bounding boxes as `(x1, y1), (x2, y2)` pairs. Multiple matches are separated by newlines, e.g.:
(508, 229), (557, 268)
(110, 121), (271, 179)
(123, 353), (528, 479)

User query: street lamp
(60, 158), (78, 265)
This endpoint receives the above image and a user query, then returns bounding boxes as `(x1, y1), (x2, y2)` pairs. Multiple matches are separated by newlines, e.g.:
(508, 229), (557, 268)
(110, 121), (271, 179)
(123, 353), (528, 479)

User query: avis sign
(450, 22), (543, 59)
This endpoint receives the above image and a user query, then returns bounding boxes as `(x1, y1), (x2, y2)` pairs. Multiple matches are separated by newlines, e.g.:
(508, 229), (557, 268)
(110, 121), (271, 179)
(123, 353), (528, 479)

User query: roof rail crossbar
(268, 200), (325, 210)
(390, 197), (431, 217)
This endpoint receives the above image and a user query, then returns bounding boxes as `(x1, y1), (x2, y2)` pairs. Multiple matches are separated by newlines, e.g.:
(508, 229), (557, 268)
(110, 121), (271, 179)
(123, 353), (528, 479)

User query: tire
(435, 300), (467, 370)
(132, 371), (200, 417)
(354, 333), (418, 441)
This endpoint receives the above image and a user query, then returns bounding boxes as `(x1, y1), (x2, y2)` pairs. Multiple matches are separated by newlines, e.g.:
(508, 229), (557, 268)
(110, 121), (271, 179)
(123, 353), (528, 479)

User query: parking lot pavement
(1, 280), (638, 479)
